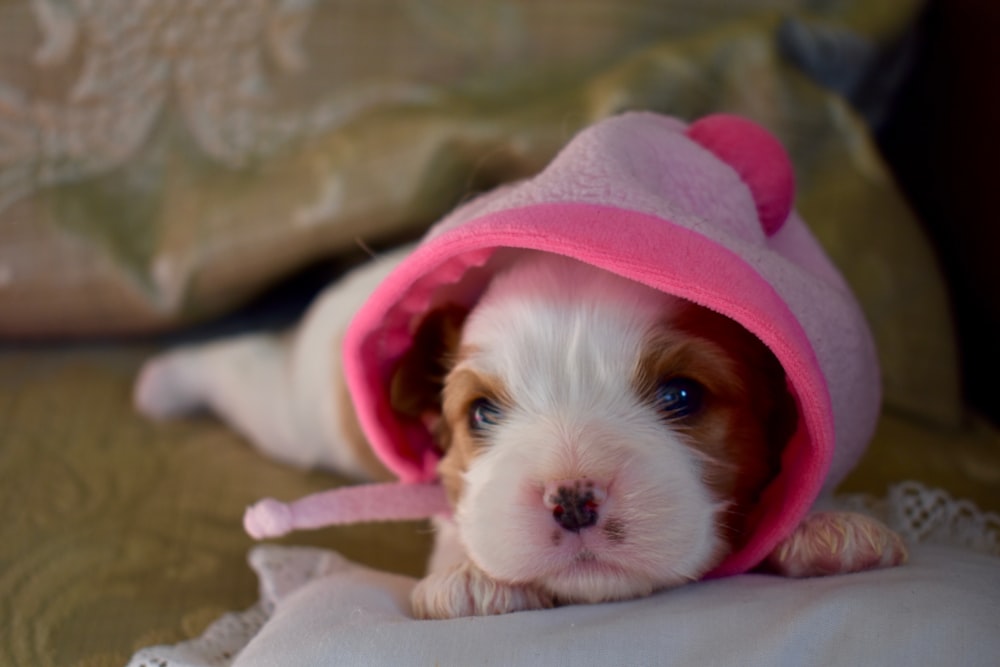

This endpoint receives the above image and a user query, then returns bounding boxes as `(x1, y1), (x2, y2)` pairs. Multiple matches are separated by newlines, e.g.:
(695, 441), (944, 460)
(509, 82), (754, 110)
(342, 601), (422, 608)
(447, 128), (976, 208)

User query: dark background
(878, 0), (1000, 425)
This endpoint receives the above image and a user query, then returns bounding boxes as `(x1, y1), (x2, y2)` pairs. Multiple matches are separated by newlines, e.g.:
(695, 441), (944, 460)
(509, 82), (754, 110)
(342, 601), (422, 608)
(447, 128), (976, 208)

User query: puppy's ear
(672, 303), (798, 528)
(737, 324), (799, 503)
(389, 303), (469, 427)
(757, 344), (799, 454)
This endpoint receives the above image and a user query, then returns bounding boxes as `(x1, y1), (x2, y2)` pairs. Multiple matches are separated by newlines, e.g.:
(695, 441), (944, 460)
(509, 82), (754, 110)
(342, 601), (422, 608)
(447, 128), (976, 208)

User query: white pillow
(208, 542), (998, 667)
(129, 484), (1000, 667)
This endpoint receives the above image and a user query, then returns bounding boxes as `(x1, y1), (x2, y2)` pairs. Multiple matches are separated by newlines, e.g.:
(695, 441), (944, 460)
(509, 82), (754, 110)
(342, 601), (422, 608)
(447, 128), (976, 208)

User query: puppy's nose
(543, 479), (607, 533)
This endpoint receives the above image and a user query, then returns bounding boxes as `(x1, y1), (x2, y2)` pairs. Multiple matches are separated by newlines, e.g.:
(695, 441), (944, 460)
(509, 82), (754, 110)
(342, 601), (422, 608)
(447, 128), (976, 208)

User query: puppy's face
(406, 255), (793, 604)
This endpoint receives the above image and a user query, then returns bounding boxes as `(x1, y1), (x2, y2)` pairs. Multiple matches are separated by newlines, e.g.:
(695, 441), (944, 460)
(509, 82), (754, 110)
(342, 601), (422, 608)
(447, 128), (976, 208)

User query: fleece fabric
(340, 112), (881, 577)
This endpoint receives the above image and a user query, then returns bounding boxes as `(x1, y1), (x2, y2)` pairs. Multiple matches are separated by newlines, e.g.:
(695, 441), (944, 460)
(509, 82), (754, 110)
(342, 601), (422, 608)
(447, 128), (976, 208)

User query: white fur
(452, 255), (724, 603)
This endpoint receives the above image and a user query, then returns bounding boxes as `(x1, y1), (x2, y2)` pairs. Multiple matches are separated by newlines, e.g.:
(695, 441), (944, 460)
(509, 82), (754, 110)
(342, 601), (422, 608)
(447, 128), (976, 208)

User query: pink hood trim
(341, 113), (881, 577)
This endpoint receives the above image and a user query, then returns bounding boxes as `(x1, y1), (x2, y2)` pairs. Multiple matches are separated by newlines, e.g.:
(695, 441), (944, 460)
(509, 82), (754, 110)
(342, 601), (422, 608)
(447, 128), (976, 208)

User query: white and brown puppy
(406, 252), (795, 618)
(136, 249), (906, 619)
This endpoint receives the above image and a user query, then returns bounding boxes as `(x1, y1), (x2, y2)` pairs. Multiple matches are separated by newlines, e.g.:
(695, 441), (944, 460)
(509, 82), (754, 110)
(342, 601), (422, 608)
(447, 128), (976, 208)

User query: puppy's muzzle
(543, 479), (608, 533)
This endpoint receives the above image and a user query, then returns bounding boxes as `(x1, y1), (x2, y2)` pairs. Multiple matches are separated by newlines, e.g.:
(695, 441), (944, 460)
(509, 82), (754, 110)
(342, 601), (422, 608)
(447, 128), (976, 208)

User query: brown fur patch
(389, 304), (468, 420)
(633, 303), (796, 547)
(436, 364), (512, 506)
(603, 517), (627, 544)
(333, 303), (471, 484)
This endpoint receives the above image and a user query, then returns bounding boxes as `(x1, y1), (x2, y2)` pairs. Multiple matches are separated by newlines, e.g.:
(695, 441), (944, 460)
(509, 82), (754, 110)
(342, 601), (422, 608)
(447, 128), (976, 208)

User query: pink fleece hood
(340, 112), (881, 577)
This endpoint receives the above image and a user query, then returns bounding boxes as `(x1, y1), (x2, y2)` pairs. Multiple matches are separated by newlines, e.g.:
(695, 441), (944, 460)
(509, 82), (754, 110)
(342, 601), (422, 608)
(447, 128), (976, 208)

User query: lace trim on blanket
(835, 481), (1000, 557)
(128, 604), (269, 667)
(126, 481), (999, 667)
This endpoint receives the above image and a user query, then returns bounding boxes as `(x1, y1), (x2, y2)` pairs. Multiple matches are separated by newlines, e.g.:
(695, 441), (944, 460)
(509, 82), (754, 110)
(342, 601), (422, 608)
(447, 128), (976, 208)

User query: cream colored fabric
(1, 343), (996, 667)
(0, 344), (432, 667)
(0, 0), (955, 423)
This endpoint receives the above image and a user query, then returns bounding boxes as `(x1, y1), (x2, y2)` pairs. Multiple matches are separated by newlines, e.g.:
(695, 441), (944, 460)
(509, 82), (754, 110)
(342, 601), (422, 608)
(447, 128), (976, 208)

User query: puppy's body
(136, 250), (905, 619)
(137, 245), (411, 478)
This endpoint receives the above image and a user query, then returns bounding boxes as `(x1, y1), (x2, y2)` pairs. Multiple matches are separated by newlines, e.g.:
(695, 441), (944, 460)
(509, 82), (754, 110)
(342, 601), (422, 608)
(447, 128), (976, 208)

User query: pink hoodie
(248, 113), (881, 580)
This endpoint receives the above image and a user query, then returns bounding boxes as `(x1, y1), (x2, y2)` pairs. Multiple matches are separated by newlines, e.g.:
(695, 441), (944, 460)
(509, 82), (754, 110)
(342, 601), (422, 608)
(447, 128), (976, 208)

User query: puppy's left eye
(655, 378), (703, 419)
(469, 397), (504, 432)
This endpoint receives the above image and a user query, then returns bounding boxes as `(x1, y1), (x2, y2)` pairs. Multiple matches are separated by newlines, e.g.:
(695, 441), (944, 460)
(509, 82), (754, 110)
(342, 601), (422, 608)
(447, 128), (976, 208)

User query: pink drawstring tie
(244, 482), (451, 539)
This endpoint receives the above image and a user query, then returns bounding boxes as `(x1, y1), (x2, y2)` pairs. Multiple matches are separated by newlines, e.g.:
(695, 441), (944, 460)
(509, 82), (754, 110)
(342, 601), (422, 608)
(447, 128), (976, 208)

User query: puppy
(408, 252), (793, 616)
(136, 250), (906, 619)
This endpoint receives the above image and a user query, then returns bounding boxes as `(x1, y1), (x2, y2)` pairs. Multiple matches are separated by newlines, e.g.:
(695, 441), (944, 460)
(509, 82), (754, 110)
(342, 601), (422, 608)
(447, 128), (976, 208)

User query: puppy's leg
(135, 332), (322, 467)
(411, 517), (555, 619)
(765, 511), (908, 578)
(411, 560), (555, 619)
(135, 245), (413, 476)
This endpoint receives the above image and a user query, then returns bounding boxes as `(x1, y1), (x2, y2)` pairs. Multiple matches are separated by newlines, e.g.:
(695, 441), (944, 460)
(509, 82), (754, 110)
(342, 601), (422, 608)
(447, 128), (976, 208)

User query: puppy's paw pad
(134, 354), (203, 419)
(766, 511), (908, 578)
(411, 562), (553, 619)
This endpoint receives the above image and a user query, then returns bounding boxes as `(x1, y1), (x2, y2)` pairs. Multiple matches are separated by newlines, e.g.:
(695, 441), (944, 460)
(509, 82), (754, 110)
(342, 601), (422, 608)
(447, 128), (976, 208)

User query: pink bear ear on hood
(686, 114), (795, 237)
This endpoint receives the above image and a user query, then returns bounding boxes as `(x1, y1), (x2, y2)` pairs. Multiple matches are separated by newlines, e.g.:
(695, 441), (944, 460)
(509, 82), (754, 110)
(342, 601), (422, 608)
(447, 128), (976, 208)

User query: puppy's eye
(469, 397), (504, 432)
(655, 378), (703, 419)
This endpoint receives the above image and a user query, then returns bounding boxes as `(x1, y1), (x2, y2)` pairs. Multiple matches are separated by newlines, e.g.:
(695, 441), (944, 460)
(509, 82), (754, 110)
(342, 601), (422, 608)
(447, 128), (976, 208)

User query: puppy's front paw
(134, 352), (204, 420)
(410, 561), (554, 619)
(766, 511), (908, 578)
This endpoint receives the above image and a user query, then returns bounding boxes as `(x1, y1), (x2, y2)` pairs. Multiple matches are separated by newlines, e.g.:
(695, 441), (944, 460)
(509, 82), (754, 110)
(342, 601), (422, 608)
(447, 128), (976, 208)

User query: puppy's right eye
(654, 377), (704, 419)
(469, 398), (503, 432)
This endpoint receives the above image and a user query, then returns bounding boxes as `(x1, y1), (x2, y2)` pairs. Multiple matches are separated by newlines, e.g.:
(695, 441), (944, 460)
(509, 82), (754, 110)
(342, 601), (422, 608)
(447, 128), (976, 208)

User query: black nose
(550, 486), (600, 533)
